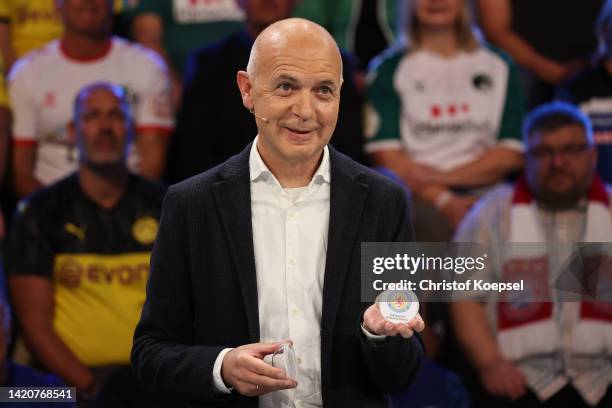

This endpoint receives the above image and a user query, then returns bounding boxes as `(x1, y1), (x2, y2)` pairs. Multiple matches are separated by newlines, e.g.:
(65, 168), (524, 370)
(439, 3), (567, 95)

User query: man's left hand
(363, 303), (425, 338)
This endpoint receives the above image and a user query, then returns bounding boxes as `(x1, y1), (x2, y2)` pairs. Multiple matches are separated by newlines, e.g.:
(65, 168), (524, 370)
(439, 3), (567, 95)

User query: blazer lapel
(320, 149), (369, 382)
(213, 145), (260, 342)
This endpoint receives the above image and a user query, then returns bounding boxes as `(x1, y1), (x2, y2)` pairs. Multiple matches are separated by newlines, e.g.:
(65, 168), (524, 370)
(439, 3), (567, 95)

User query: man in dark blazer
(132, 18), (424, 407)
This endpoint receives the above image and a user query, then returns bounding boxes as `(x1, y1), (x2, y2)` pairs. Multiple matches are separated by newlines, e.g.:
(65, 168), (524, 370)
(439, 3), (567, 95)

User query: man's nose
(292, 90), (314, 121)
(98, 114), (115, 130)
(550, 151), (567, 167)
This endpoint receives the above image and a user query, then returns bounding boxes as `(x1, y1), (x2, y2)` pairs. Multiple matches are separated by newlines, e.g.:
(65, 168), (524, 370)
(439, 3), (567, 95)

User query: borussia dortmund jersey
(0, 55), (7, 109)
(7, 173), (166, 366)
(365, 46), (525, 171)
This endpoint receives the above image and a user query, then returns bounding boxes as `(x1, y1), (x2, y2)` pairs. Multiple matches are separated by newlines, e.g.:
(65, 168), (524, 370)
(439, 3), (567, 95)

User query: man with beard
(7, 82), (166, 406)
(451, 101), (612, 407)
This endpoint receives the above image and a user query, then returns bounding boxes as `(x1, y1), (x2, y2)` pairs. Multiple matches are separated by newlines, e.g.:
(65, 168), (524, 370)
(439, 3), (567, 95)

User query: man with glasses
(450, 101), (612, 407)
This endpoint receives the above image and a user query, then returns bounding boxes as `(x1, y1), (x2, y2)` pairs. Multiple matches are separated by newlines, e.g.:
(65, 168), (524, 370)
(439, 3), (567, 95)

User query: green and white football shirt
(365, 47), (525, 171)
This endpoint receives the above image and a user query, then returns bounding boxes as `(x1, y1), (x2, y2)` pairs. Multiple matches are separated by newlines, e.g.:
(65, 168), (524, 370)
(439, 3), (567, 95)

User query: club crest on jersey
(65, 222), (86, 241)
(472, 73), (493, 91)
(132, 216), (159, 245)
(121, 85), (139, 111)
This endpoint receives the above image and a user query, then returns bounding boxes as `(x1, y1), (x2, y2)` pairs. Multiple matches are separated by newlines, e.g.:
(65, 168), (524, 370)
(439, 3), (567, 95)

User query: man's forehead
(81, 89), (122, 111)
(531, 125), (588, 146)
(267, 62), (341, 82)
(259, 45), (342, 81)
(251, 19), (343, 81)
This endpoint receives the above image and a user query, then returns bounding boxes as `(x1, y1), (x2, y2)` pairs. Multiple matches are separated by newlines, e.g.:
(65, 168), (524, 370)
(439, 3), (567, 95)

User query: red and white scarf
(498, 176), (612, 362)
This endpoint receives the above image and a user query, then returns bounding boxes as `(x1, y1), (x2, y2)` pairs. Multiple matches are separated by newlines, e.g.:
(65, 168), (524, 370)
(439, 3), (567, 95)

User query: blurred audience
(0, 55), (8, 189)
(0, 0), (63, 73)
(366, 0), (524, 241)
(111, 0), (142, 40)
(167, 0), (367, 183)
(0, 55), (8, 239)
(0, 1), (609, 403)
(451, 102), (612, 407)
(132, 0), (244, 107)
(0, 287), (75, 408)
(6, 82), (165, 406)
(557, 0), (612, 184)
(8, 0), (173, 198)
(477, 0), (605, 108)
(293, 0), (400, 90)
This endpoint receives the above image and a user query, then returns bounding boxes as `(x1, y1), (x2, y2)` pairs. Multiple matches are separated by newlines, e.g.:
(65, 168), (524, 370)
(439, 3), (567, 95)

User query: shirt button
(288, 211), (295, 218)
(288, 257), (297, 266)
(292, 308), (300, 316)
(297, 357), (302, 364)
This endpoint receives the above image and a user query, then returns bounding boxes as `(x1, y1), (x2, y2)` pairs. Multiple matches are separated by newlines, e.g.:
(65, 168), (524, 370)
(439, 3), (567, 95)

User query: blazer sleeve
(131, 187), (229, 403)
(359, 186), (425, 394)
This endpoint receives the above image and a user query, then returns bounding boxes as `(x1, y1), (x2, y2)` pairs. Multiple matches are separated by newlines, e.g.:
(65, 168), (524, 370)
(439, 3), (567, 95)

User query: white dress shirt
(212, 138), (383, 407)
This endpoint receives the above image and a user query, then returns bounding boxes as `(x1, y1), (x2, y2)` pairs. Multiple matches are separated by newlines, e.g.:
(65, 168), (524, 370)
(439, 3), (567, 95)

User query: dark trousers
(82, 366), (159, 408)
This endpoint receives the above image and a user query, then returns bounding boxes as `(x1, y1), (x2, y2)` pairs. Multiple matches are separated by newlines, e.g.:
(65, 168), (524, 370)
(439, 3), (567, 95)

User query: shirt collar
(249, 136), (331, 185)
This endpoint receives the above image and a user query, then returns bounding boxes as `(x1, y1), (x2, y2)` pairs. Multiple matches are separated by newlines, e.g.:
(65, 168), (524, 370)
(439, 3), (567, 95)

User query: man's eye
(319, 86), (332, 95)
(278, 83), (292, 92)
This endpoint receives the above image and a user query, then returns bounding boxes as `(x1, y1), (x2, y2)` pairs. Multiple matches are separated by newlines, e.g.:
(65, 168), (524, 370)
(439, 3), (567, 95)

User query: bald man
(132, 18), (424, 408)
(9, 82), (165, 404)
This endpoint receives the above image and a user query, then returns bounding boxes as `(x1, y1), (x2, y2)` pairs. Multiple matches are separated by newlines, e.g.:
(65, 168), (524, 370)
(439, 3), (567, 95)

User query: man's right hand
(479, 359), (527, 400)
(221, 342), (298, 397)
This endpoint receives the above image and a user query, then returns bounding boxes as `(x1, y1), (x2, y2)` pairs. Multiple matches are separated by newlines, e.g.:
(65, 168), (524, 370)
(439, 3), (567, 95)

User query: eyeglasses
(527, 143), (591, 160)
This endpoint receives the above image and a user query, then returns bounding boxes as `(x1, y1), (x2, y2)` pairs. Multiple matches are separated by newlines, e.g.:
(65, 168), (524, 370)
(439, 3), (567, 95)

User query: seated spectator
(0, 55), (8, 189)
(451, 102), (612, 407)
(477, 0), (605, 108)
(365, 0), (525, 241)
(8, 0), (173, 198)
(132, 0), (244, 106)
(0, 55), (9, 239)
(167, 0), (367, 183)
(6, 82), (165, 406)
(111, 0), (141, 39)
(557, 0), (612, 184)
(0, 0), (63, 72)
(293, 0), (401, 90)
(0, 288), (75, 408)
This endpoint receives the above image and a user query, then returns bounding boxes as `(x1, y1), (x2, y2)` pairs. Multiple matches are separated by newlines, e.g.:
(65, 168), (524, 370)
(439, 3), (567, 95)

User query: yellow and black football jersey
(7, 173), (166, 366)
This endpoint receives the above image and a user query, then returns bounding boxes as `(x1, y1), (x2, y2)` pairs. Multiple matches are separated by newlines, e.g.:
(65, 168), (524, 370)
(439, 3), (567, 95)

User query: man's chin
(537, 189), (585, 210)
(84, 158), (125, 172)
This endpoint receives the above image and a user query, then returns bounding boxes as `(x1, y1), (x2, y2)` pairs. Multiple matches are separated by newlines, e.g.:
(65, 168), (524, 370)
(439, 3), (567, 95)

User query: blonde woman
(365, 0), (525, 239)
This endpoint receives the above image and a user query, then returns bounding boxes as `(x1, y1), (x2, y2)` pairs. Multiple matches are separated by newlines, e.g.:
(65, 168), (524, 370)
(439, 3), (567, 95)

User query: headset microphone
(249, 109), (269, 123)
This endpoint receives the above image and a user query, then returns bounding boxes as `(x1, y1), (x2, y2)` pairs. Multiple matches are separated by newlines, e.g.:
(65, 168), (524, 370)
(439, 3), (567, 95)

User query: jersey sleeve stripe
(13, 138), (38, 147)
(364, 139), (403, 154)
(497, 138), (524, 152)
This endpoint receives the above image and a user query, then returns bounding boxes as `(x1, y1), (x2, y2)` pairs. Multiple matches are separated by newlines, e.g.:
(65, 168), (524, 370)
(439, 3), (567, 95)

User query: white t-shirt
(365, 47), (524, 171)
(9, 37), (174, 185)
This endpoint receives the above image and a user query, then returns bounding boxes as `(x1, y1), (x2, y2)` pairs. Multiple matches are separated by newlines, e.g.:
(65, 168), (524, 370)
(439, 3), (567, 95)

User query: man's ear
(237, 71), (254, 111)
(590, 145), (599, 168)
